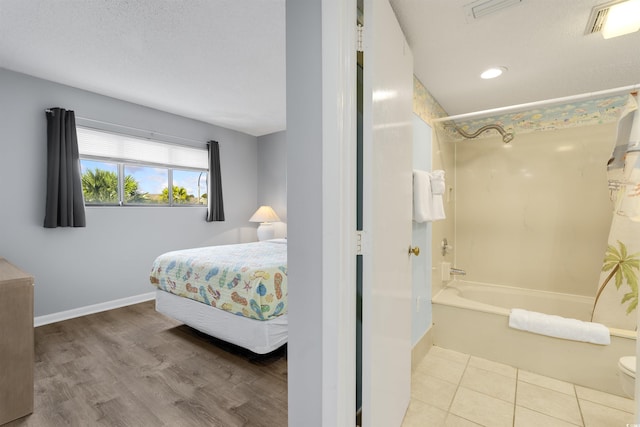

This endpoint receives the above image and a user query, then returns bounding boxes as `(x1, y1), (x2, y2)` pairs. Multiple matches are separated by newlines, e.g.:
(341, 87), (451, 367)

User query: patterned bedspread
(150, 239), (287, 321)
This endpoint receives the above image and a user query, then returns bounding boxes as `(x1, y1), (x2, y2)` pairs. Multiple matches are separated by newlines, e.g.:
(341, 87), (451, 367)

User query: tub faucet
(450, 267), (466, 276)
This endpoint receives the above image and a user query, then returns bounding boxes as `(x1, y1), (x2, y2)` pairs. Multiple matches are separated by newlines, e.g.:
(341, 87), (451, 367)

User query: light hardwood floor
(7, 301), (288, 427)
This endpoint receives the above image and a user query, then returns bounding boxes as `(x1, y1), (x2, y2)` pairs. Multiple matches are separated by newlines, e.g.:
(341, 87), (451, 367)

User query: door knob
(409, 246), (420, 256)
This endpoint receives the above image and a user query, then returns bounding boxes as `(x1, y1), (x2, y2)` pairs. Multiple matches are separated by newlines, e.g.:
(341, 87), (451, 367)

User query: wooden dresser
(0, 258), (34, 425)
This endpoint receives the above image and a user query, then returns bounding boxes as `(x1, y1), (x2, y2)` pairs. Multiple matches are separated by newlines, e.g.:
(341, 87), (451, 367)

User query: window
(172, 169), (208, 205)
(77, 127), (208, 206)
(123, 165), (168, 205)
(80, 159), (119, 204)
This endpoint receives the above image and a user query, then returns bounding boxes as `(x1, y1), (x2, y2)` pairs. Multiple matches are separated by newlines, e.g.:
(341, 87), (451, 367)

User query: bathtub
(432, 280), (636, 396)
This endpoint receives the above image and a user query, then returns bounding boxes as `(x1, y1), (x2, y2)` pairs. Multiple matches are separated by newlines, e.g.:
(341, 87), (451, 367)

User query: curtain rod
(44, 109), (207, 146)
(432, 84), (640, 123)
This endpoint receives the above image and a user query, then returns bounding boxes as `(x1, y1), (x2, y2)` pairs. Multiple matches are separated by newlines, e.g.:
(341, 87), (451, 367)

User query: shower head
(451, 124), (514, 144)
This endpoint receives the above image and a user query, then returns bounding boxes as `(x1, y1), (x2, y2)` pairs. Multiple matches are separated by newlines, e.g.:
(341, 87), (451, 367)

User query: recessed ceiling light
(480, 67), (507, 79)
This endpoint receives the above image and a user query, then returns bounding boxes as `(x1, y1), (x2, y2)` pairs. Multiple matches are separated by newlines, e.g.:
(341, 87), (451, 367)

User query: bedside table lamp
(249, 205), (280, 241)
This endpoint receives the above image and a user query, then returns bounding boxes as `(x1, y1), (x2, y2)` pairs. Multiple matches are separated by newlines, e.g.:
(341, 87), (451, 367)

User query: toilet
(618, 356), (636, 398)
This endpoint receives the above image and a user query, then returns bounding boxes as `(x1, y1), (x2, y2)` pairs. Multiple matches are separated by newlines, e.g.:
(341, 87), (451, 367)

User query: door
(361, 0), (414, 425)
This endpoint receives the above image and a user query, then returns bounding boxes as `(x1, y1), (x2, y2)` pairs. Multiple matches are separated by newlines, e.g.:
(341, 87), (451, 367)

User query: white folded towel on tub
(508, 308), (610, 345)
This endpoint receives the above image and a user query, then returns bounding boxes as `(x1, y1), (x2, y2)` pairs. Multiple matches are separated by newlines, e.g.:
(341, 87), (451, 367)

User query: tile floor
(402, 346), (636, 427)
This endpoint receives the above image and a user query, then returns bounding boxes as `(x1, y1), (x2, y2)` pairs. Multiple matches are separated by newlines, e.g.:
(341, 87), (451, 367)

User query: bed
(149, 239), (287, 354)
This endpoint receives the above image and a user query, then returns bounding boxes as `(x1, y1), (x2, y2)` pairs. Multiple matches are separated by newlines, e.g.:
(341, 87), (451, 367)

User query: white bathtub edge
(433, 281), (636, 340)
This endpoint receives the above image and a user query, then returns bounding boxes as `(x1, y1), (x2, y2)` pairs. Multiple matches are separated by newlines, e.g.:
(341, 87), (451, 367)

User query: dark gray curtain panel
(206, 140), (225, 222)
(44, 108), (86, 228)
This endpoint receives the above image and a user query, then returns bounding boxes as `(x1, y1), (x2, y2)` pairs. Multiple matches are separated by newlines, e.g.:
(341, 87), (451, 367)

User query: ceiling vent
(586, 1), (616, 34)
(584, 0), (640, 37)
(464, 0), (523, 21)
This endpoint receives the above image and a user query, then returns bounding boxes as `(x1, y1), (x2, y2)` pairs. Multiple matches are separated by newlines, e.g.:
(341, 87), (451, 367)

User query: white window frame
(77, 126), (208, 207)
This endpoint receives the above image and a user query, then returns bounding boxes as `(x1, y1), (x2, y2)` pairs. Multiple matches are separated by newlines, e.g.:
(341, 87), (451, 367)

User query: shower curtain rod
(432, 83), (640, 123)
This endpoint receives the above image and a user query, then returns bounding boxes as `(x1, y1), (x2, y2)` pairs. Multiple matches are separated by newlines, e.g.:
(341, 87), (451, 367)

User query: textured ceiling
(390, 0), (640, 117)
(0, 1), (638, 136)
(0, 0), (286, 136)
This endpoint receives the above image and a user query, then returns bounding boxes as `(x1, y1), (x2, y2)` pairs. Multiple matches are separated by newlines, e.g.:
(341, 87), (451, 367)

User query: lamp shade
(249, 205), (280, 223)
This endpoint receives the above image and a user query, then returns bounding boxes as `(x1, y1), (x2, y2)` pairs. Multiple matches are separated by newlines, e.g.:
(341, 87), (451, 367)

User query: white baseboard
(412, 325), (434, 372)
(34, 292), (156, 327)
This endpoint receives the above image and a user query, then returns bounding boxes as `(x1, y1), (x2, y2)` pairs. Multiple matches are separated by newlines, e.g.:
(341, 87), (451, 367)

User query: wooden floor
(7, 301), (288, 427)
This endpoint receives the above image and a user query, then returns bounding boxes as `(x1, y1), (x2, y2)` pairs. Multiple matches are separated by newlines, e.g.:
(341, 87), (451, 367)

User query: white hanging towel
(508, 308), (610, 345)
(413, 170), (432, 223)
(429, 170), (446, 221)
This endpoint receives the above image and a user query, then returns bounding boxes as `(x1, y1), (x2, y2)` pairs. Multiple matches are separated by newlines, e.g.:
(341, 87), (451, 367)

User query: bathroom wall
(411, 114), (432, 345)
(454, 122), (617, 296)
(412, 77), (455, 344)
(428, 94), (636, 298)
(429, 128), (456, 295)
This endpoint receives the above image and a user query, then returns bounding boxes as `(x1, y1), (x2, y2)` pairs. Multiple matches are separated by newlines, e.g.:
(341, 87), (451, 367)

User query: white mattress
(155, 289), (287, 354)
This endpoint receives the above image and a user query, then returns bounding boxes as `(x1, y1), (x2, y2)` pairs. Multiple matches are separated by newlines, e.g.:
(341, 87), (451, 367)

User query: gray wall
(257, 130), (287, 237)
(286, 0), (323, 424)
(0, 68), (259, 317)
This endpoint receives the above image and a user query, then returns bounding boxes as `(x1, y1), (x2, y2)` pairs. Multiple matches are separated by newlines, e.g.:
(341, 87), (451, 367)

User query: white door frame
(286, 1), (357, 426)
(320, 0), (358, 424)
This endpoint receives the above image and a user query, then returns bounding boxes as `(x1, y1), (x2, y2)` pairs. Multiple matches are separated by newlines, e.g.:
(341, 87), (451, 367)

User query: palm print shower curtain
(592, 96), (640, 330)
